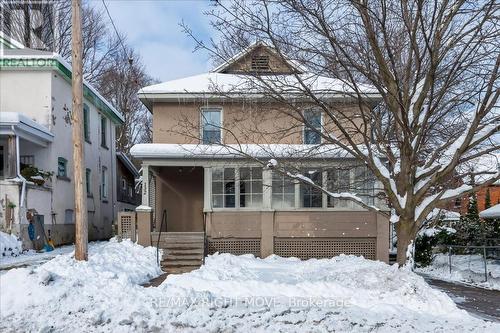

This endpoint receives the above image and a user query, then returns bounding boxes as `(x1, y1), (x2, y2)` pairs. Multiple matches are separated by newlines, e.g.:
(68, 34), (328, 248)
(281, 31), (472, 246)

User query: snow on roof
(1, 49), (124, 124)
(0, 31), (25, 49)
(130, 143), (353, 160)
(139, 72), (378, 97)
(479, 203), (500, 219)
(116, 152), (139, 178)
(0, 112), (53, 142)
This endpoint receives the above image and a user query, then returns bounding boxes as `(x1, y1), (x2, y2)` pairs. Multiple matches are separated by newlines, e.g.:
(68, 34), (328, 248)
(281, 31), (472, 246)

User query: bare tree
(183, 0), (499, 265)
(96, 46), (154, 155)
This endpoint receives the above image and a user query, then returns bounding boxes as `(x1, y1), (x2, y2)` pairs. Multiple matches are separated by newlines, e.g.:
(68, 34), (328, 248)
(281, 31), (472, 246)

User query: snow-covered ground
(1, 240), (498, 332)
(0, 231), (22, 257)
(0, 243), (76, 271)
(416, 254), (500, 290)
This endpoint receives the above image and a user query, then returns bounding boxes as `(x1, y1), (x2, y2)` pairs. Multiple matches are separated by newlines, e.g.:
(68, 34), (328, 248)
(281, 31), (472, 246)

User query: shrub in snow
(0, 231), (22, 257)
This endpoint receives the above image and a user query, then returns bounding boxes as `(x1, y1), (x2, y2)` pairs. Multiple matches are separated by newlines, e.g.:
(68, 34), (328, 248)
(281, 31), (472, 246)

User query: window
(272, 172), (295, 209)
(57, 157), (68, 178)
(300, 169), (323, 207)
(85, 168), (91, 195)
(100, 115), (107, 148)
(327, 168), (350, 208)
(64, 209), (74, 224)
(303, 109), (322, 144)
(101, 166), (108, 200)
(20, 155), (34, 168)
(83, 104), (90, 142)
(353, 166), (375, 205)
(201, 108), (221, 144)
(251, 55), (270, 71)
(239, 167), (263, 208)
(121, 178), (127, 190)
(212, 168), (235, 208)
(128, 185), (133, 198)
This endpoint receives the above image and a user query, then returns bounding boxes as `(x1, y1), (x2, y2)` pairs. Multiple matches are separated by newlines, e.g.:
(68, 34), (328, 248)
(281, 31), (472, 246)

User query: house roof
(0, 112), (54, 146)
(130, 143), (353, 160)
(479, 203), (500, 219)
(0, 31), (25, 49)
(0, 48), (124, 124)
(138, 43), (381, 110)
(117, 152), (140, 178)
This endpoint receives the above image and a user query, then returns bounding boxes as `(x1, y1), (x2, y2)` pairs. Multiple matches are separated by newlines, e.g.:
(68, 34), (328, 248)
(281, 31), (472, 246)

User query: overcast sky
(93, 0), (214, 83)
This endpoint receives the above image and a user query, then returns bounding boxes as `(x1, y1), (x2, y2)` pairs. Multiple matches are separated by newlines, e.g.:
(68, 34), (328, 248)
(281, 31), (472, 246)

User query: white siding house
(0, 45), (124, 248)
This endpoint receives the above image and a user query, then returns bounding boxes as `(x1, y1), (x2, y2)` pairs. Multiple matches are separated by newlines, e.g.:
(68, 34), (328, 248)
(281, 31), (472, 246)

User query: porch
(130, 144), (390, 273)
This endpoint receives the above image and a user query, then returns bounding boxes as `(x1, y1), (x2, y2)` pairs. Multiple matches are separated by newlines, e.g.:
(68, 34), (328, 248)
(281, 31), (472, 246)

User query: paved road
(423, 276), (500, 322)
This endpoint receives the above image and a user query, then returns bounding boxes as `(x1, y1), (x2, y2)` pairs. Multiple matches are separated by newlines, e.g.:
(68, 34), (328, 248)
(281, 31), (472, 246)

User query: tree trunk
(395, 219), (416, 267)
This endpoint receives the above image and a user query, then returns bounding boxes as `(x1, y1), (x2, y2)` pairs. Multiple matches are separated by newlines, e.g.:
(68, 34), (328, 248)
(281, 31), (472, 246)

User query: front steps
(155, 232), (205, 274)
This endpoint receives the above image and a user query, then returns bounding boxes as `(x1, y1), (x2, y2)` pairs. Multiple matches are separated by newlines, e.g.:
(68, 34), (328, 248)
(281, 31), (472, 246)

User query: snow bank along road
(1, 239), (499, 332)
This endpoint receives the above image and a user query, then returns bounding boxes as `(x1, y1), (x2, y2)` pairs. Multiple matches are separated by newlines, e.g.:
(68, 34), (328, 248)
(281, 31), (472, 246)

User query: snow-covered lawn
(0, 231), (22, 258)
(416, 254), (500, 290)
(1, 240), (498, 332)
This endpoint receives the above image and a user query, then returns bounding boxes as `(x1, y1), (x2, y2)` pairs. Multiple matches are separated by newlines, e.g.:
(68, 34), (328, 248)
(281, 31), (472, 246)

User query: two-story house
(131, 42), (389, 273)
(0, 40), (124, 248)
(116, 151), (141, 212)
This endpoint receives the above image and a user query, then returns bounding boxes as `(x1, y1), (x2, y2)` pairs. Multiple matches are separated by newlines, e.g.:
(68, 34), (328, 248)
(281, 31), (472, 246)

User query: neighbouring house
(0, 38), (124, 248)
(130, 42), (390, 273)
(116, 151), (141, 212)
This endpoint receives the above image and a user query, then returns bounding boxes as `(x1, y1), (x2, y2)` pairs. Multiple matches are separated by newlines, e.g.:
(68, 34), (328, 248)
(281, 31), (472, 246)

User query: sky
(92, 0), (215, 83)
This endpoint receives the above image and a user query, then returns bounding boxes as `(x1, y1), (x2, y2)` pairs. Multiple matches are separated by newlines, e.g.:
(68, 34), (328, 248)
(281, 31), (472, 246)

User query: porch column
(7, 135), (17, 178)
(262, 169), (272, 209)
(136, 205), (152, 247)
(141, 164), (150, 206)
(203, 166), (212, 211)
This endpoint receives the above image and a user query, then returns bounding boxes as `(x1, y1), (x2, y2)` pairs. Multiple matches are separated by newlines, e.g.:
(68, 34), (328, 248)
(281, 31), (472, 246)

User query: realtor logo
(0, 1), (57, 51)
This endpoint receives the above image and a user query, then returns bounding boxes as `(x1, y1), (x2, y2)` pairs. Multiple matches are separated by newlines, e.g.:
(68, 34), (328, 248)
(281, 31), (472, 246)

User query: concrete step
(165, 248), (204, 255)
(164, 254), (204, 261)
(161, 243), (204, 250)
(162, 259), (203, 267)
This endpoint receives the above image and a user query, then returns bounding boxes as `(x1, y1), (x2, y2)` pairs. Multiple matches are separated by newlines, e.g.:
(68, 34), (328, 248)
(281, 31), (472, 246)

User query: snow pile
(0, 231), (22, 257)
(417, 254), (500, 290)
(2, 247), (498, 332)
(419, 226), (456, 237)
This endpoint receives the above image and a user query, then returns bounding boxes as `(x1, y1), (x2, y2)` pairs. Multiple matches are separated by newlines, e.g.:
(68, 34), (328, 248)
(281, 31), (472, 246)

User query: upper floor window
(300, 169), (323, 208)
(57, 157), (68, 178)
(201, 108), (221, 144)
(85, 168), (91, 195)
(101, 166), (108, 200)
(83, 103), (90, 143)
(272, 172), (295, 209)
(251, 55), (270, 72)
(303, 109), (322, 144)
(100, 115), (108, 148)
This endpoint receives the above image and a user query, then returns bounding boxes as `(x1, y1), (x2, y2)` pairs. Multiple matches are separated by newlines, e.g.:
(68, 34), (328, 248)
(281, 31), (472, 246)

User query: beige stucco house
(131, 42), (389, 273)
(0, 39), (124, 248)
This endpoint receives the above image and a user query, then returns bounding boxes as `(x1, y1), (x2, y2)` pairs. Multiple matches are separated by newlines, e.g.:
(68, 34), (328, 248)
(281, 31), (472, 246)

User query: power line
(101, 0), (132, 64)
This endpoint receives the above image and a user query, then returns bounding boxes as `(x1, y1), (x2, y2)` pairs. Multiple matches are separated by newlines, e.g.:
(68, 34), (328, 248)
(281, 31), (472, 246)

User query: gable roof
(212, 41), (305, 74)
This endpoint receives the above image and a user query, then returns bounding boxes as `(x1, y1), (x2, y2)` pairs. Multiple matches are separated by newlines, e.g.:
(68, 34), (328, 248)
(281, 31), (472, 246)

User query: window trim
(303, 108), (323, 145)
(101, 166), (108, 201)
(200, 106), (223, 144)
(100, 114), (108, 149)
(85, 168), (92, 197)
(83, 103), (91, 143)
(57, 157), (69, 180)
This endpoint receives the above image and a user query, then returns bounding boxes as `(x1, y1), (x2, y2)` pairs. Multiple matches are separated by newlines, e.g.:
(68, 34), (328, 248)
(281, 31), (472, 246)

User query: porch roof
(0, 112), (54, 146)
(130, 143), (353, 161)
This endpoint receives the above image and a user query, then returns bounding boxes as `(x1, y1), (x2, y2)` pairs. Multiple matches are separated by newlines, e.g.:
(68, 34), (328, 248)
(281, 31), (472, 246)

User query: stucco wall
(152, 101), (364, 145)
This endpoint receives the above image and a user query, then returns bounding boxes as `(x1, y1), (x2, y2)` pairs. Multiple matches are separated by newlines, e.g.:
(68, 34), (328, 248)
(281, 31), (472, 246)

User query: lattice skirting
(274, 238), (376, 260)
(207, 238), (261, 257)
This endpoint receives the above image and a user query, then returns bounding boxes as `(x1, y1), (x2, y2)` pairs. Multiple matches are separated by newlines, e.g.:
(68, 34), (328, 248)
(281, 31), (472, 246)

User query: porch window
(327, 168), (350, 208)
(201, 108), (221, 144)
(57, 157), (68, 178)
(83, 104), (91, 143)
(85, 168), (91, 195)
(353, 166), (375, 205)
(272, 172), (295, 208)
(303, 109), (322, 144)
(101, 166), (108, 200)
(212, 168), (235, 208)
(239, 167), (262, 208)
(100, 115), (107, 148)
(300, 169), (323, 207)
(20, 155), (34, 168)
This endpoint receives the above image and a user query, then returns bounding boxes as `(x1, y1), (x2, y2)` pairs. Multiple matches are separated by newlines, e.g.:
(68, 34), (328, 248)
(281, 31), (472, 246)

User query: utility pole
(71, 0), (88, 260)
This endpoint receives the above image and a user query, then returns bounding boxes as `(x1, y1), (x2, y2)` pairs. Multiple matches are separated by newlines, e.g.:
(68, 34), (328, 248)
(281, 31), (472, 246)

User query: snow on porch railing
(117, 211), (136, 242)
